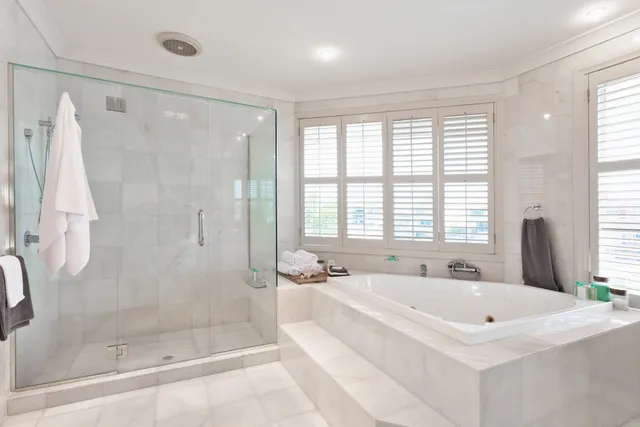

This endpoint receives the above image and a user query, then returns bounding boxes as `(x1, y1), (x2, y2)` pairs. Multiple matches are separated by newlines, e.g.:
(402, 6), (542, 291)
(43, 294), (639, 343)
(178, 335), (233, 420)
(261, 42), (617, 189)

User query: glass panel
(13, 67), (119, 387)
(115, 88), (211, 372)
(248, 112), (278, 346)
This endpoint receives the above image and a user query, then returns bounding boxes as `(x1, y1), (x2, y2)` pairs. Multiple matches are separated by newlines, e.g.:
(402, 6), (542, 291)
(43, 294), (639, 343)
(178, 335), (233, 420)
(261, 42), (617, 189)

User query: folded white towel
(301, 263), (322, 278)
(277, 262), (302, 276)
(281, 251), (304, 266)
(0, 256), (24, 308)
(295, 249), (319, 265)
(39, 93), (98, 276)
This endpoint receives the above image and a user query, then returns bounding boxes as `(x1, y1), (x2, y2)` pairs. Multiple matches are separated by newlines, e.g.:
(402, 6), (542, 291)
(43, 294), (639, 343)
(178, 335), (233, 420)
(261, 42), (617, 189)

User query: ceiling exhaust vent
(158, 32), (202, 57)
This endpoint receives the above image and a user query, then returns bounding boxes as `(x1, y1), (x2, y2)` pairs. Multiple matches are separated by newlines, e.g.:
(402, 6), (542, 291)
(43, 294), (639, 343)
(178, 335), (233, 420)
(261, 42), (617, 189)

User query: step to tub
(280, 321), (455, 427)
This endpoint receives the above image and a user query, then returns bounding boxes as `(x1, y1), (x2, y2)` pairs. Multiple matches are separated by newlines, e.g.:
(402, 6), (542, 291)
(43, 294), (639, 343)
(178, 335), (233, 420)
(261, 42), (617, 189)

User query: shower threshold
(8, 343), (279, 416)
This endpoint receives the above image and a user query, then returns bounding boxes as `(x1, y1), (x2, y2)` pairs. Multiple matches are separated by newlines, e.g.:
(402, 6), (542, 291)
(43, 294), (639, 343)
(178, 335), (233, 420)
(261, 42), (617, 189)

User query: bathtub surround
(278, 278), (640, 427)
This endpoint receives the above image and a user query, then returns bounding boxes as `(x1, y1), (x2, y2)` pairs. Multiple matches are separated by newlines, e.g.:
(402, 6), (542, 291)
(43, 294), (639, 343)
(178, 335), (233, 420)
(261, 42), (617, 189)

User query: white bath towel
(281, 251), (304, 266)
(295, 249), (319, 265)
(0, 256), (24, 308)
(277, 262), (302, 276)
(39, 93), (98, 276)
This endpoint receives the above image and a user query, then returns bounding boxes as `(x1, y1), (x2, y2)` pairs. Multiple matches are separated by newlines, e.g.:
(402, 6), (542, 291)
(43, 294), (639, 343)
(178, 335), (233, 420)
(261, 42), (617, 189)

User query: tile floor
(8, 362), (329, 427)
(29, 323), (264, 387)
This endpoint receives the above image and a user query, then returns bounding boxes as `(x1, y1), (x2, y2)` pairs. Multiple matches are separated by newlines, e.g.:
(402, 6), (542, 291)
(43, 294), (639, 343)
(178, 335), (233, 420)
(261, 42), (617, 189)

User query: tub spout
(419, 264), (427, 277)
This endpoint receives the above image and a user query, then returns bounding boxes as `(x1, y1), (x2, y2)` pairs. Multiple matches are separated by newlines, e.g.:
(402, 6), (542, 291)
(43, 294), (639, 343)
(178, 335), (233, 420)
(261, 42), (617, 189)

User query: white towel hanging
(39, 93), (98, 276)
(0, 256), (24, 308)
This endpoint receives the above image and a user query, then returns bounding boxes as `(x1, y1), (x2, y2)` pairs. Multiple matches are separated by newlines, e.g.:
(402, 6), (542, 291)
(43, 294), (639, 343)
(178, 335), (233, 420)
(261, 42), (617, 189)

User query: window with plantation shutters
(344, 115), (385, 244)
(439, 105), (494, 253)
(299, 103), (495, 254)
(589, 62), (640, 291)
(300, 118), (340, 243)
(388, 110), (437, 249)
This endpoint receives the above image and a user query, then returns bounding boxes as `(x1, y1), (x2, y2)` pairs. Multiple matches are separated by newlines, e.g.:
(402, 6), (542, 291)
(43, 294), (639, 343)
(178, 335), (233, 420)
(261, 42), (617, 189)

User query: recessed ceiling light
(585, 7), (607, 23)
(315, 46), (341, 62)
(543, 113), (551, 121)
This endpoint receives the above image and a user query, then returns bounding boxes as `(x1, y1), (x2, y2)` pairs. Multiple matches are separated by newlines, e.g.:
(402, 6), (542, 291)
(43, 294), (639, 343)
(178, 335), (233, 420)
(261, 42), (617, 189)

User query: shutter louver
(346, 183), (384, 240)
(346, 122), (383, 177)
(443, 113), (489, 175)
(444, 182), (489, 244)
(392, 118), (433, 176)
(393, 183), (434, 242)
(304, 125), (338, 178)
(304, 183), (338, 238)
(594, 72), (640, 290)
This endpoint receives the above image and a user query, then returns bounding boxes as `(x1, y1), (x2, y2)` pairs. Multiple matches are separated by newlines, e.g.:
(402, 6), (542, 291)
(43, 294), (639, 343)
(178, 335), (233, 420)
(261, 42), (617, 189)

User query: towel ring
(524, 203), (543, 218)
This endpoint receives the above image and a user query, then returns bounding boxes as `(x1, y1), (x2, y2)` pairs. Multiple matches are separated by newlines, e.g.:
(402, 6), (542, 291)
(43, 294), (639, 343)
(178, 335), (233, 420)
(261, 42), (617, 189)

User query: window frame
(298, 102), (497, 257)
(342, 113), (387, 248)
(300, 116), (342, 246)
(386, 109), (439, 251)
(588, 57), (640, 291)
(438, 103), (495, 254)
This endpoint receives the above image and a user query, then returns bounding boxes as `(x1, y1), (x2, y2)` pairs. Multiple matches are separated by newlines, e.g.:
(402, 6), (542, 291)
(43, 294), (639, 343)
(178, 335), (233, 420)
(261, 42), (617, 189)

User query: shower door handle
(197, 210), (204, 246)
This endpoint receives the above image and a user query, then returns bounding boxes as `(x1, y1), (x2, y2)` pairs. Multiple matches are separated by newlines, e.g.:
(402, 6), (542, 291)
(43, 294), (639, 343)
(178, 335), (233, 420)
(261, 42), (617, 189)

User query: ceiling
(19, 0), (640, 101)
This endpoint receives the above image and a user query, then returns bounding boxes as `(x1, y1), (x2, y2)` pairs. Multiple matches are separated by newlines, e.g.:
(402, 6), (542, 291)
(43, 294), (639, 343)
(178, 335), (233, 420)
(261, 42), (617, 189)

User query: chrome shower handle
(197, 210), (204, 246)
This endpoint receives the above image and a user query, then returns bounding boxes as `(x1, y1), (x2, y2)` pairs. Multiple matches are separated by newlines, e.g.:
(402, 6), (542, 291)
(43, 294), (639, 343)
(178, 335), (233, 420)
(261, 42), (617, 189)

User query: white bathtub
(330, 274), (610, 345)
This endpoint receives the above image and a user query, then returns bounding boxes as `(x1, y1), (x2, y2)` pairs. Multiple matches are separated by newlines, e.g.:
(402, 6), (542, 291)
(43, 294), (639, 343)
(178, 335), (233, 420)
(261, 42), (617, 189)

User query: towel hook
(524, 203), (543, 218)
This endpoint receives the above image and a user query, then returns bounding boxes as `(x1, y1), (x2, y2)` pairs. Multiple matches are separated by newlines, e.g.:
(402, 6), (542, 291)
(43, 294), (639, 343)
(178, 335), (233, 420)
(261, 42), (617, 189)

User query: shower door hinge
(107, 344), (128, 360)
(494, 234), (497, 245)
(587, 89), (591, 103)
(492, 112), (496, 124)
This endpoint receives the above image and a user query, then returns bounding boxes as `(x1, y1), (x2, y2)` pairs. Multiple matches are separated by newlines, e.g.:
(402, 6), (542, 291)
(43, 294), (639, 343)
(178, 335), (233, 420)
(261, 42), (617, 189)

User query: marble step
(280, 321), (455, 427)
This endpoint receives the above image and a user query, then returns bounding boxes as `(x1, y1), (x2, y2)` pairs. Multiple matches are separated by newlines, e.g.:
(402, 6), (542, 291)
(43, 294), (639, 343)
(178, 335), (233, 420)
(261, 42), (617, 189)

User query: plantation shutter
(590, 67), (640, 290)
(438, 104), (494, 253)
(300, 118), (341, 244)
(343, 115), (385, 245)
(388, 110), (438, 249)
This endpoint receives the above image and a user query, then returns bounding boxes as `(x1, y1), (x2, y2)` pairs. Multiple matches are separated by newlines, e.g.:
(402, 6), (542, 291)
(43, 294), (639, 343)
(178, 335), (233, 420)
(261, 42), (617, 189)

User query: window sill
(300, 244), (504, 263)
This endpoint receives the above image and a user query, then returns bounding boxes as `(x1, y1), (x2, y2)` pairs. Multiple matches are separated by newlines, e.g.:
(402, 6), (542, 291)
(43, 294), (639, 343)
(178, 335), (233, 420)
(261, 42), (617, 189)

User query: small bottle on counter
(574, 282), (587, 300)
(587, 285), (598, 301)
(610, 288), (629, 311)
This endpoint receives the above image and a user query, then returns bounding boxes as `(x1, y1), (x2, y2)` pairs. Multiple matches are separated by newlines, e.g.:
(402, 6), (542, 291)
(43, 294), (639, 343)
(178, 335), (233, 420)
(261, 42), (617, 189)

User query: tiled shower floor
(30, 322), (263, 387)
(7, 362), (330, 427)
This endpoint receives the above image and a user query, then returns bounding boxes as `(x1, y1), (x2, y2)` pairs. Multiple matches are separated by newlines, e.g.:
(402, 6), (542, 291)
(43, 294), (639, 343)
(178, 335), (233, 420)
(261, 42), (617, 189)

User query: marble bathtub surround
(279, 281), (640, 427)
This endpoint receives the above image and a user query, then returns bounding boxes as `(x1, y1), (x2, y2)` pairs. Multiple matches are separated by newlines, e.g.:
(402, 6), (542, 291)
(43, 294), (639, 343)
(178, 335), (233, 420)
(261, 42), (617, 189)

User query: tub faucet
(419, 264), (428, 277)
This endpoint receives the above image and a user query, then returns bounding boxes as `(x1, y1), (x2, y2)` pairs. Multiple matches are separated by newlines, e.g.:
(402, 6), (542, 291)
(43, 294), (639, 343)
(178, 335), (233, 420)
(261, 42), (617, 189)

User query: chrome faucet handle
(419, 264), (427, 277)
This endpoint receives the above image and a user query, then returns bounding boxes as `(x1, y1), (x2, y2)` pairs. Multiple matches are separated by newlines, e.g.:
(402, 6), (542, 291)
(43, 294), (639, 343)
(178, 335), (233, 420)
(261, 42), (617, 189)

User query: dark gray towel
(0, 256), (34, 341)
(521, 218), (563, 292)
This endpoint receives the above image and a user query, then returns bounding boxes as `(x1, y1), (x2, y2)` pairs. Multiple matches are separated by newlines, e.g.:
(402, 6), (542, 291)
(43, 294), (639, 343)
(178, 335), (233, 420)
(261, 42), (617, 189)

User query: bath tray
(278, 271), (330, 285)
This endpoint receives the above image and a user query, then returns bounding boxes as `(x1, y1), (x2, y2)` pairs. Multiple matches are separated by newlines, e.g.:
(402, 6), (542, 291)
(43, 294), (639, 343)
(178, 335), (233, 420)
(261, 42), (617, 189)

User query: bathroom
(1, 0), (640, 426)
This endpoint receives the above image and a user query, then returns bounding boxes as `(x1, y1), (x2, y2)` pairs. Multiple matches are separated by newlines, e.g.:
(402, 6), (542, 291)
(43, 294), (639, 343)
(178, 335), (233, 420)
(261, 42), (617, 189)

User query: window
(300, 103), (495, 254)
(589, 60), (640, 290)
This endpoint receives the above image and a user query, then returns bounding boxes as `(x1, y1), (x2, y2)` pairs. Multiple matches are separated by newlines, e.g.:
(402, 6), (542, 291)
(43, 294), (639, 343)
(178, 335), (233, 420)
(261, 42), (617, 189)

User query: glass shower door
(116, 89), (211, 372)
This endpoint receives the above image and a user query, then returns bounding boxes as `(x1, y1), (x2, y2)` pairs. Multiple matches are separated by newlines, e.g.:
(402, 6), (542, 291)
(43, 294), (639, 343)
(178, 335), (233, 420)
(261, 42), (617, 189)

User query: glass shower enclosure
(9, 64), (277, 389)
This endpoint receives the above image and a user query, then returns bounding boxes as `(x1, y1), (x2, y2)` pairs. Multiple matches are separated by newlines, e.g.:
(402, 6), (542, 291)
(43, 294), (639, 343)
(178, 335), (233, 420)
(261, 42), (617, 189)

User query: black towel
(521, 218), (563, 292)
(0, 256), (34, 341)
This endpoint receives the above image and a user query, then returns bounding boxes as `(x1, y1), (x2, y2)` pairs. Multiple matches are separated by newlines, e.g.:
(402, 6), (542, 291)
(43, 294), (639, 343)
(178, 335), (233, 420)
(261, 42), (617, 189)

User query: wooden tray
(278, 270), (329, 285)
